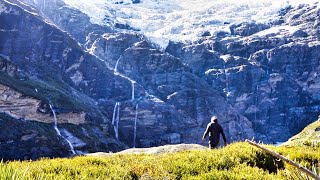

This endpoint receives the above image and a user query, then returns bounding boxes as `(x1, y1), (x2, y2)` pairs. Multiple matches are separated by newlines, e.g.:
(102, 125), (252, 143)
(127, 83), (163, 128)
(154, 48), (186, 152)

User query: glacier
(62, 0), (320, 49)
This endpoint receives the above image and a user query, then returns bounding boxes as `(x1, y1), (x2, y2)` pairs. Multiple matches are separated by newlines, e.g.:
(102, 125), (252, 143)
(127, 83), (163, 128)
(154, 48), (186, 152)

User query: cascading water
(50, 104), (61, 136)
(133, 104), (138, 148)
(49, 104), (76, 155)
(255, 84), (259, 122)
(114, 58), (121, 74)
(112, 102), (121, 139)
(223, 60), (231, 99)
(131, 81), (135, 101)
(112, 50), (139, 144)
(113, 56), (137, 101)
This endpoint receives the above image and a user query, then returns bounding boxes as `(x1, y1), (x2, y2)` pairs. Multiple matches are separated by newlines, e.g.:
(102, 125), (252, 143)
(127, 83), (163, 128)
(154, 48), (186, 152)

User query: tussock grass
(283, 120), (320, 147)
(1, 120), (320, 179)
(1, 142), (319, 179)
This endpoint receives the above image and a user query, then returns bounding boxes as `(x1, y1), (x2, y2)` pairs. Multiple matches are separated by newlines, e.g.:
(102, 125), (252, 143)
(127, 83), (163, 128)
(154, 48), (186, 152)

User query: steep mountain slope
(0, 0), (253, 160)
(0, 0), (129, 160)
(61, 0), (320, 142)
(1, 0), (320, 159)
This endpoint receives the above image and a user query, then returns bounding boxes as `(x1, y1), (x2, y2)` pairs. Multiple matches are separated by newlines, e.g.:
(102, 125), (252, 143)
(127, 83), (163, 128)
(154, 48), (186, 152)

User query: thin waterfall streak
(49, 104), (61, 136)
(116, 102), (120, 139)
(112, 102), (121, 139)
(114, 58), (120, 73)
(131, 82), (135, 101)
(112, 57), (137, 101)
(133, 104), (138, 148)
(112, 60), (138, 102)
(112, 103), (117, 126)
(223, 60), (229, 98)
(65, 139), (76, 155)
(49, 104), (76, 155)
(255, 85), (259, 122)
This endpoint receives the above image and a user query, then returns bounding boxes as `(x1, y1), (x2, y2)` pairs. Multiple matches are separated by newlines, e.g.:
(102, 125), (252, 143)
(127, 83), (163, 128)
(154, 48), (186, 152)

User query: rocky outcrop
(88, 144), (207, 156)
(90, 33), (142, 67)
(0, 84), (86, 124)
(230, 22), (270, 37)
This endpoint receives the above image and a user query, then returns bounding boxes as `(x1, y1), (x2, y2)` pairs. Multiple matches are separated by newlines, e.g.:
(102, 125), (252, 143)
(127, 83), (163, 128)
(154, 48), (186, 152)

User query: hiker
(202, 116), (227, 149)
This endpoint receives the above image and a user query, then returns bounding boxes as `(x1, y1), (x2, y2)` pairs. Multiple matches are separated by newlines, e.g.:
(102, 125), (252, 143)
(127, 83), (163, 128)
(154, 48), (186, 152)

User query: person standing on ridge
(202, 116), (227, 149)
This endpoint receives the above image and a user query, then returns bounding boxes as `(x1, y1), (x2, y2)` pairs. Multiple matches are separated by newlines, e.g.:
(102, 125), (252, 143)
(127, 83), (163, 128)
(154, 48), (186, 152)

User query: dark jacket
(203, 122), (227, 146)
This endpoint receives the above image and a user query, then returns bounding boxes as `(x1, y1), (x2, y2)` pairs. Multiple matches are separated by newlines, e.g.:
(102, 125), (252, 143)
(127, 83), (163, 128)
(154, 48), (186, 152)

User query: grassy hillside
(1, 120), (319, 179)
(0, 142), (319, 180)
(282, 120), (320, 147)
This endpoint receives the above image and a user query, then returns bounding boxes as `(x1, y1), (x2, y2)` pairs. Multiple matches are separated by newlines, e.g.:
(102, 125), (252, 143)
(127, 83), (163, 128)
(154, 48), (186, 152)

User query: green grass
(1, 142), (319, 180)
(282, 120), (320, 147)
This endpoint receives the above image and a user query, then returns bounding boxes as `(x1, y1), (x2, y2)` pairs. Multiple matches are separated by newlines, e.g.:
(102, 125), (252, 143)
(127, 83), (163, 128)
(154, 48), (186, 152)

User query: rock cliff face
(193, 4), (320, 142)
(0, 0), (127, 160)
(0, 0), (320, 159)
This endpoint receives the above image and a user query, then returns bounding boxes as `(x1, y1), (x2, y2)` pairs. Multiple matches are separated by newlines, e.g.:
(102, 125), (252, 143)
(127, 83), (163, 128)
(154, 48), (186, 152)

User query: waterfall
(255, 84), (259, 122)
(116, 102), (120, 138)
(210, 43), (214, 51)
(133, 104), (138, 148)
(113, 57), (137, 101)
(49, 104), (76, 155)
(112, 102), (121, 139)
(111, 48), (139, 103)
(50, 104), (61, 136)
(112, 102), (118, 139)
(114, 58), (120, 74)
(131, 81), (135, 101)
(223, 60), (231, 98)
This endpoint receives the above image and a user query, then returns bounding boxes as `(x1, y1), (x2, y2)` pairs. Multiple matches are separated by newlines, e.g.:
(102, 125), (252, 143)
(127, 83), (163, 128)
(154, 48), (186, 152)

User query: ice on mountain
(62, 0), (320, 49)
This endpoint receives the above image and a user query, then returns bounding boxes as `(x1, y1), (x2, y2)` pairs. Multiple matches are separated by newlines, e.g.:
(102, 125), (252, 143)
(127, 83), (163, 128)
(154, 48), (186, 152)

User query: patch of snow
(252, 25), (298, 38)
(146, 92), (164, 103)
(167, 92), (178, 100)
(0, 2), (7, 13)
(70, 71), (83, 86)
(205, 68), (224, 76)
(63, 0), (114, 25)
(62, 0), (319, 49)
